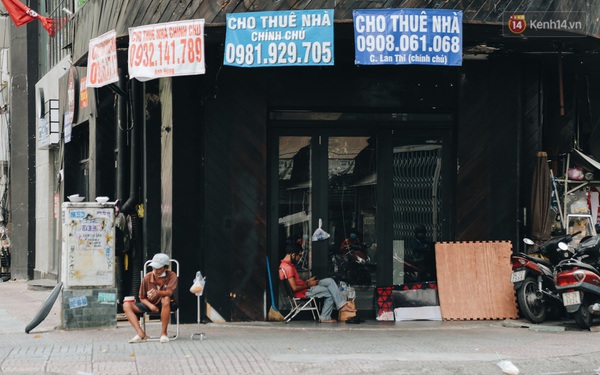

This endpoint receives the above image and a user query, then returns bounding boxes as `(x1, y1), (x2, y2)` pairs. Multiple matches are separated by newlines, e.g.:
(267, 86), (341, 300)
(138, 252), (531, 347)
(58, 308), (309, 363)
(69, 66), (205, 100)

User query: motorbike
(330, 242), (373, 285)
(510, 231), (580, 324)
(554, 234), (600, 329)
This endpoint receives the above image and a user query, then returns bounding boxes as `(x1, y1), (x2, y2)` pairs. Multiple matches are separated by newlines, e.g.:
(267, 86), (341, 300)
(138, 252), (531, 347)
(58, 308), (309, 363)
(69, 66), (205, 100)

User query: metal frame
(556, 150), (600, 232)
(190, 293), (206, 341)
(139, 258), (180, 341)
(280, 268), (320, 323)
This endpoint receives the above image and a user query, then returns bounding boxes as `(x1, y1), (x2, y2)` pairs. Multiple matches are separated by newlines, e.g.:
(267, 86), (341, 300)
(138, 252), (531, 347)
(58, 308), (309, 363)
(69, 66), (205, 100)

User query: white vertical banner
(128, 19), (205, 81)
(64, 112), (72, 144)
(87, 30), (119, 88)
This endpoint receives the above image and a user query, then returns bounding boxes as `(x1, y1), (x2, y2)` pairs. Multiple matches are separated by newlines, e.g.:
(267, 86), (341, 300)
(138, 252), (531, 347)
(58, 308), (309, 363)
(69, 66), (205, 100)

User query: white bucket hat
(149, 253), (170, 268)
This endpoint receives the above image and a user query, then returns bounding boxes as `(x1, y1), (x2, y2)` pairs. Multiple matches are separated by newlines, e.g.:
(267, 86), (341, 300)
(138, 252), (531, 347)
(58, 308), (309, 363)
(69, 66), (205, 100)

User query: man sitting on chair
(279, 244), (355, 323)
(124, 253), (178, 343)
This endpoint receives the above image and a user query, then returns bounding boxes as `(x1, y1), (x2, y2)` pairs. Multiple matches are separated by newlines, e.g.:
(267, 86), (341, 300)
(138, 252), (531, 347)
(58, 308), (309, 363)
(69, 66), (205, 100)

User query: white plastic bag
(190, 271), (206, 296)
(311, 218), (330, 242)
(497, 360), (519, 375)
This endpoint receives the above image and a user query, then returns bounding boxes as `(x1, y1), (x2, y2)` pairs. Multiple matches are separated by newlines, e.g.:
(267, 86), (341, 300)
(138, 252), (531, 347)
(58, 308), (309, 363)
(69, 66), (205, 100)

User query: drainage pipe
(116, 69), (127, 201)
(120, 79), (140, 215)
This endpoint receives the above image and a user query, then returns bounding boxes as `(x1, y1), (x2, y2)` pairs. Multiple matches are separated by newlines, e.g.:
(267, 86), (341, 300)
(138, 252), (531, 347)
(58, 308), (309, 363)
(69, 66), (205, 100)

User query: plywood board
(435, 241), (518, 320)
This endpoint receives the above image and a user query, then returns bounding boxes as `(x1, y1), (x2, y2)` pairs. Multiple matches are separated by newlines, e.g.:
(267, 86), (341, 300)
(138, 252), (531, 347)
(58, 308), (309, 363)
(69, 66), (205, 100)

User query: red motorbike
(330, 241), (373, 285)
(554, 234), (600, 329)
(510, 232), (579, 323)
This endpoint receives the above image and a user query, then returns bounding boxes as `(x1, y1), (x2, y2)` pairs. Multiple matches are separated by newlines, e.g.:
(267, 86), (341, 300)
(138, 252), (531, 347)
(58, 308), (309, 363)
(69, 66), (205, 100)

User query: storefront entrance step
(27, 279), (58, 291)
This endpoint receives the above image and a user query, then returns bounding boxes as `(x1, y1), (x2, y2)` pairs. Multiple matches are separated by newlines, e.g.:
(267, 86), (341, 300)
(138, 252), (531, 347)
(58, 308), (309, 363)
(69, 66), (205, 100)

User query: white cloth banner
(591, 190), (599, 225)
(575, 149), (600, 171)
(87, 30), (119, 88)
(128, 19), (205, 81)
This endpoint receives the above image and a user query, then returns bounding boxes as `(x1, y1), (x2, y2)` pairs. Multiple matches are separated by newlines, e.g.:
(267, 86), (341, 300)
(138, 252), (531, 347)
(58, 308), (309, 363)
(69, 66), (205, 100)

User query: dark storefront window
(64, 122), (89, 199)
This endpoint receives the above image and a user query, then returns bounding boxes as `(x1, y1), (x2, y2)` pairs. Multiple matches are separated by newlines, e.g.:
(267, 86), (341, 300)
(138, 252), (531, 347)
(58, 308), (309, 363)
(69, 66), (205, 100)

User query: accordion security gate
(393, 144), (443, 244)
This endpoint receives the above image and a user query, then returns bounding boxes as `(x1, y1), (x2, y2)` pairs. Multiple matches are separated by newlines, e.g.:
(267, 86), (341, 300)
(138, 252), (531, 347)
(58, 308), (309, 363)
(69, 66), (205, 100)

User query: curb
(501, 318), (580, 331)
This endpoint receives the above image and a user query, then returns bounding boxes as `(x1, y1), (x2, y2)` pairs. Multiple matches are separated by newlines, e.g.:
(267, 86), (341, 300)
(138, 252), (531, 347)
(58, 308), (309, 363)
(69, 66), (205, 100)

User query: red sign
(80, 77), (88, 108)
(87, 30), (118, 88)
(66, 67), (78, 124)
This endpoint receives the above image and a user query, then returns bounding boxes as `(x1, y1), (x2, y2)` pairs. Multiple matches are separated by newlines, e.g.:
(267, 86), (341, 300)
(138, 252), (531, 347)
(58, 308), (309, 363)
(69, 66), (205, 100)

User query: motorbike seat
(574, 261), (600, 274)
(521, 253), (553, 269)
(558, 259), (600, 274)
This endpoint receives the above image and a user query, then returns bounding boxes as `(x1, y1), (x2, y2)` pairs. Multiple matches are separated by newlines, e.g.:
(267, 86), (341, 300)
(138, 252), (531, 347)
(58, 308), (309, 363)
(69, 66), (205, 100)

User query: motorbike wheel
(573, 302), (594, 329)
(516, 277), (547, 324)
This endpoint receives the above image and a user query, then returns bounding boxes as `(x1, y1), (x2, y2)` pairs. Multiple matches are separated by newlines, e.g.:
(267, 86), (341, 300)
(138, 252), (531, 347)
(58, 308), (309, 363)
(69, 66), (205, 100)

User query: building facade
(7, 0), (600, 322)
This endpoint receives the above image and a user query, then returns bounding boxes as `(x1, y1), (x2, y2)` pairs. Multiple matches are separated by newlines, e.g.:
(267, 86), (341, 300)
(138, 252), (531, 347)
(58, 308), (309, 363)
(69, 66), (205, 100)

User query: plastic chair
(279, 268), (320, 323)
(139, 258), (180, 341)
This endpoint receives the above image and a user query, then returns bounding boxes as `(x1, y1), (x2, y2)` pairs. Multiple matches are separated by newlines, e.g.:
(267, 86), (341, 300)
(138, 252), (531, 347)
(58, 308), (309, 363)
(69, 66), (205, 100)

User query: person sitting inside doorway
(340, 228), (362, 252)
(279, 243), (355, 323)
(123, 253), (178, 343)
(340, 228), (369, 263)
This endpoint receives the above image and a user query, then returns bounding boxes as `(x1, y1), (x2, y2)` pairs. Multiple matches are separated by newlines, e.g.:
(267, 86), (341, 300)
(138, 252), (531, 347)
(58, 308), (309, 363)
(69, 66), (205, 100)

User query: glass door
(327, 136), (377, 287)
(275, 134), (378, 309)
(326, 136), (377, 310)
(277, 136), (313, 271)
(270, 122), (453, 314)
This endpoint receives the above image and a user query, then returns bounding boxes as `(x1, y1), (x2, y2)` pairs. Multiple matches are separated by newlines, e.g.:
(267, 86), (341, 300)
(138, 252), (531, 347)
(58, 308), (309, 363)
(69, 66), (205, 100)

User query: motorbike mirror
(523, 238), (535, 245)
(558, 242), (569, 251)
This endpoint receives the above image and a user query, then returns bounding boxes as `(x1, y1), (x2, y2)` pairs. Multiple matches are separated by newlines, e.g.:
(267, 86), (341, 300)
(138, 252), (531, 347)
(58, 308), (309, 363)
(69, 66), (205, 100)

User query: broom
(266, 256), (284, 321)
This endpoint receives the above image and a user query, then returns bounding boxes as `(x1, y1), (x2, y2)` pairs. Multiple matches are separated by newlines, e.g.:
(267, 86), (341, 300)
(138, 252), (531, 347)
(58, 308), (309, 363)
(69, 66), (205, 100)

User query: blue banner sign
(353, 9), (462, 66)
(225, 10), (334, 68)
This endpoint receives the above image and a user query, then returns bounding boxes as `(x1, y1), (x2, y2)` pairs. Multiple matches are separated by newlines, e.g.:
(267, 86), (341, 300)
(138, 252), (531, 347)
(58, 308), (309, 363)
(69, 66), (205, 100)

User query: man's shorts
(134, 301), (178, 313)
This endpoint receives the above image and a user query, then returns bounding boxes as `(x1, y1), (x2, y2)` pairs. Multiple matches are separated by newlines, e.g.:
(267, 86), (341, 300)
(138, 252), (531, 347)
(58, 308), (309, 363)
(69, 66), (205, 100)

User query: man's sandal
(128, 335), (147, 343)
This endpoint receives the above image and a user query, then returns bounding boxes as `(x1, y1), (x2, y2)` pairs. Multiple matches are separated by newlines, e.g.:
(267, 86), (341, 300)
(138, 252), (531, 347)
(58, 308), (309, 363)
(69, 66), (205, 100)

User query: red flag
(1, 0), (54, 36)
(54, 16), (69, 35)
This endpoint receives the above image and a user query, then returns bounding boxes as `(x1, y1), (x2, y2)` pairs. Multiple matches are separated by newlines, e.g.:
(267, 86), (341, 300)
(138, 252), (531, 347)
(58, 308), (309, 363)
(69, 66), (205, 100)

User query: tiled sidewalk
(1, 280), (600, 375)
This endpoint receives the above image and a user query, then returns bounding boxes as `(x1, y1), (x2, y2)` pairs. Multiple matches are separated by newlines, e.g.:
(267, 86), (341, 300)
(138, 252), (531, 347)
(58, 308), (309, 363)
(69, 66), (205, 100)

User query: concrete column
(9, 20), (39, 280)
